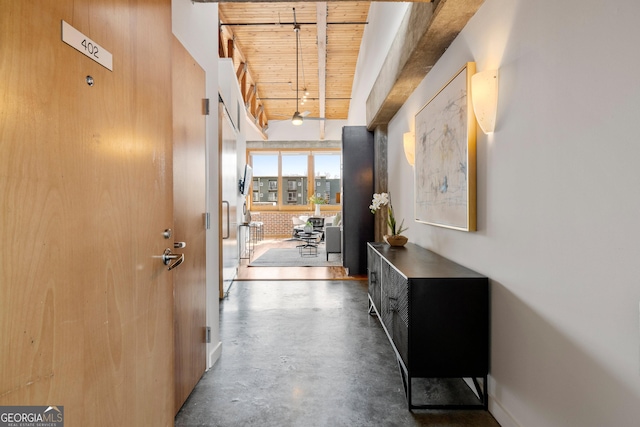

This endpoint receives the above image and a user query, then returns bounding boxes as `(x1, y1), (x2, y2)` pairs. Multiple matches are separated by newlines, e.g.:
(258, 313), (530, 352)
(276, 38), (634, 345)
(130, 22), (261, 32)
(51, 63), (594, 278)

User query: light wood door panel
(0, 1), (174, 425)
(172, 37), (207, 414)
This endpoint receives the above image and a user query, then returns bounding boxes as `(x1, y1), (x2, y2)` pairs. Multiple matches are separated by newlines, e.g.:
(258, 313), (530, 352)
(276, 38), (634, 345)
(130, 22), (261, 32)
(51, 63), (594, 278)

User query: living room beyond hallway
(235, 237), (364, 281)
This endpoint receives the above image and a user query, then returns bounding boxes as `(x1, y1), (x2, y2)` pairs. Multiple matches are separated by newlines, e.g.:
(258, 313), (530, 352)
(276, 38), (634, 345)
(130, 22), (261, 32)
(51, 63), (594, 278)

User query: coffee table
(298, 232), (321, 257)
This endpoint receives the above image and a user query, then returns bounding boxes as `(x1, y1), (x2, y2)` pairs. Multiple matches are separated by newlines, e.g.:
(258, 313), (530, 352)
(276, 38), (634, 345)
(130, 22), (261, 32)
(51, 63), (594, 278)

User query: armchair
(325, 225), (342, 261)
(292, 216), (305, 238)
(308, 217), (325, 236)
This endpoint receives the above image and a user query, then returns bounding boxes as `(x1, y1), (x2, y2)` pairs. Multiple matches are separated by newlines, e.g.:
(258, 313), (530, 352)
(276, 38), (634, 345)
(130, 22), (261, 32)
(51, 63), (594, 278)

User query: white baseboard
(207, 341), (222, 370)
(489, 395), (520, 427)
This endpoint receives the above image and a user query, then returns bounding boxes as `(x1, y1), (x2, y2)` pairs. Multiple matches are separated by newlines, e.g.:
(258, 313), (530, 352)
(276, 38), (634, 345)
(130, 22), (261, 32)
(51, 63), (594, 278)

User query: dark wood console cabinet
(367, 242), (489, 410)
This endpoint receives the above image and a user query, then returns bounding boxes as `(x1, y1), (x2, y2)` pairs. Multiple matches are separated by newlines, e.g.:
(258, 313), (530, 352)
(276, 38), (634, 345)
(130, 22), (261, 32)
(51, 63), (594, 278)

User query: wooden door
(171, 37), (207, 414)
(0, 1), (175, 425)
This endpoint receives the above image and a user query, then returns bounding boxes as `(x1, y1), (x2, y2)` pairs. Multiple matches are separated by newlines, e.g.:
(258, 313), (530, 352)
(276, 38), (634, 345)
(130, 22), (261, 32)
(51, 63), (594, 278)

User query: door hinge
(203, 98), (210, 115)
(205, 326), (211, 343)
(204, 212), (211, 229)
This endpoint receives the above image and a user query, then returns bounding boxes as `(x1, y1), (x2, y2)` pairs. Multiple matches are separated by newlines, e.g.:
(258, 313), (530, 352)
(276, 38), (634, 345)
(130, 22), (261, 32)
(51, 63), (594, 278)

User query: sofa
(324, 213), (342, 260)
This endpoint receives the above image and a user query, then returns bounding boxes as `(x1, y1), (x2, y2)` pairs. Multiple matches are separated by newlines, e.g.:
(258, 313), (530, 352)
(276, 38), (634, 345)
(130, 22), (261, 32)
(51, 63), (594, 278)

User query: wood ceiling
(218, 2), (371, 136)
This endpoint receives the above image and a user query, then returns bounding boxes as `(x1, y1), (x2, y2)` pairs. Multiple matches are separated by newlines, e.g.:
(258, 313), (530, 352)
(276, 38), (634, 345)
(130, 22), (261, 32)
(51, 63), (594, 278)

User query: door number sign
(61, 20), (113, 71)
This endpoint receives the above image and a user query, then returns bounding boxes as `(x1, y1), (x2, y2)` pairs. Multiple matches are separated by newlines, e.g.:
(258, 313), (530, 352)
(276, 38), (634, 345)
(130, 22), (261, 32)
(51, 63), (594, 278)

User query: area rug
(249, 248), (343, 267)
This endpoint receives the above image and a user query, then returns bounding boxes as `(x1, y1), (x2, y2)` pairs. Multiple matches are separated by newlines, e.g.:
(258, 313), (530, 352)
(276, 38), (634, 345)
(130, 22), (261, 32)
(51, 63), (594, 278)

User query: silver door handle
(162, 248), (184, 271)
(174, 242), (187, 249)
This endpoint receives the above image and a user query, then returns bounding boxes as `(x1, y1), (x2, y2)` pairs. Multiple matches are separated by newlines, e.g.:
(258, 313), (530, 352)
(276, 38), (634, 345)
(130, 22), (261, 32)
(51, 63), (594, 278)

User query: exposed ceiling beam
(366, 0), (484, 128)
(316, 2), (327, 140)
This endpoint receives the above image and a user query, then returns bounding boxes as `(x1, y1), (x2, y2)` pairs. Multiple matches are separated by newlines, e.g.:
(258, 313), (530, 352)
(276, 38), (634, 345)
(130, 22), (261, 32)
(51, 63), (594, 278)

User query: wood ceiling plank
(219, 1), (370, 127)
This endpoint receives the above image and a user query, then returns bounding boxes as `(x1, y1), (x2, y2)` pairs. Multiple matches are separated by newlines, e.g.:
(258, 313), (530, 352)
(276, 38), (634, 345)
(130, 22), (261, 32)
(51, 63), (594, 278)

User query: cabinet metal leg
(368, 302), (376, 316)
(395, 358), (488, 410)
(396, 358), (412, 411)
(472, 376), (488, 410)
(367, 295), (378, 316)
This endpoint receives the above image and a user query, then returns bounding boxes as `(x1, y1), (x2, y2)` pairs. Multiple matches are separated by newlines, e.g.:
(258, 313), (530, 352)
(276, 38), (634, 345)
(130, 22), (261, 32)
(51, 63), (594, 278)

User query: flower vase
(314, 204), (321, 216)
(384, 234), (408, 247)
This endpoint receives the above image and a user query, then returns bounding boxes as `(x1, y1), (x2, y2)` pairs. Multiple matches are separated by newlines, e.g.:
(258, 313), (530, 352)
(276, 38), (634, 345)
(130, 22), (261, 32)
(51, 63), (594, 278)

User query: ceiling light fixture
(291, 8), (303, 126)
(292, 111), (303, 126)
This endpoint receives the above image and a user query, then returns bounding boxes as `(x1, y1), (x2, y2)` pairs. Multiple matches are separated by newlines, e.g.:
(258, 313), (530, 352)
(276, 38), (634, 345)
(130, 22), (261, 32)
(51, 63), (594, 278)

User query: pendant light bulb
(292, 111), (303, 126)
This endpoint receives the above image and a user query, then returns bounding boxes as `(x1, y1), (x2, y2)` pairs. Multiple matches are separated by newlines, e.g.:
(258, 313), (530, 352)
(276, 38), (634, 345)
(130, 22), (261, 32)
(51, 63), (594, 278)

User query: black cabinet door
(380, 260), (409, 367)
(411, 279), (489, 377)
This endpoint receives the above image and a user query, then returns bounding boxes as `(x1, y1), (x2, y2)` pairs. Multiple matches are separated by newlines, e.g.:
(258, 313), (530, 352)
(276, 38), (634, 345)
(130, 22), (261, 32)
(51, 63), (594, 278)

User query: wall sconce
(403, 132), (415, 166)
(471, 69), (499, 134)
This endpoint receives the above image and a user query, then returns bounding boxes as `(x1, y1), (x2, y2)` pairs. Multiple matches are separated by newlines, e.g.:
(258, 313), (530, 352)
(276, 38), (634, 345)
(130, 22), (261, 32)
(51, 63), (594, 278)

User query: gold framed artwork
(414, 62), (477, 231)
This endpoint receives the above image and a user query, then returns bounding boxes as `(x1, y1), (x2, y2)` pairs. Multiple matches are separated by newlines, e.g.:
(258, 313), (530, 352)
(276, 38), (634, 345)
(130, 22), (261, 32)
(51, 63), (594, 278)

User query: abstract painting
(414, 62), (477, 231)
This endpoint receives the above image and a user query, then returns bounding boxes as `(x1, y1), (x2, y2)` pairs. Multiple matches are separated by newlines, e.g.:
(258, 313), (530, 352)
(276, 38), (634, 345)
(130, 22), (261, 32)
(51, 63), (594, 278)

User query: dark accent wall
(342, 126), (375, 275)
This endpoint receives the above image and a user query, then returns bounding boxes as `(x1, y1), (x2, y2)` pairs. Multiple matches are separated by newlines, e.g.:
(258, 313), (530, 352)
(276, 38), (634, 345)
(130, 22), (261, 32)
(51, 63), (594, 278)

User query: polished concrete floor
(175, 280), (500, 427)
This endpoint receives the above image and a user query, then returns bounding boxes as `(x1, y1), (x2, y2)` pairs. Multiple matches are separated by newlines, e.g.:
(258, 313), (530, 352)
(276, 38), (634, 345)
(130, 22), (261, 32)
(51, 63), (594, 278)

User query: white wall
(219, 59), (249, 242)
(257, 119), (347, 142)
(348, 2), (409, 125)
(366, 0), (640, 425)
(172, 0), (222, 368)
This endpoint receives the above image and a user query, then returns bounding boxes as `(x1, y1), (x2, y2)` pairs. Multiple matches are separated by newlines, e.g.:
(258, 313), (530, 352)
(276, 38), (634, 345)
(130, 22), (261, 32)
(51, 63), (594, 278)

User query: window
(282, 153), (308, 206)
(249, 150), (340, 210)
(314, 153), (341, 206)
(251, 153), (278, 206)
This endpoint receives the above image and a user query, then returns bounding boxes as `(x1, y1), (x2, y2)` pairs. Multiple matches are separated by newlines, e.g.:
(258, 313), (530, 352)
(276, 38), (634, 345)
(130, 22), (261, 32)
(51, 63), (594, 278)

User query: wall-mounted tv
(239, 164), (253, 196)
